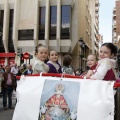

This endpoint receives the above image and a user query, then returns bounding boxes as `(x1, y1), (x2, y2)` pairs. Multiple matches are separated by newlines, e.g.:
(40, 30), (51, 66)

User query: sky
(99, 0), (115, 43)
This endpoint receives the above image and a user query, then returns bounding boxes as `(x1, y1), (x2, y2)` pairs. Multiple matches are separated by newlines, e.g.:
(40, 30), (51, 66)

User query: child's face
(36, 47), (48, 61)
(99, 46), (114, 60)
(49, 50), (58, 62)
(87, 55), (97, 68)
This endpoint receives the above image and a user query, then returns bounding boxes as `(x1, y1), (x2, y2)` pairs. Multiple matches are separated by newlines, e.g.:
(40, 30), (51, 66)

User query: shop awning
(0, 53), (15, 57)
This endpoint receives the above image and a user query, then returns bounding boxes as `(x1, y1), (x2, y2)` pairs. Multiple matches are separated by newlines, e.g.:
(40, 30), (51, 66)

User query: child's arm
(35, 64), (49, 73)
(90, 59), (112, 80)
(85, 70), (94, 79)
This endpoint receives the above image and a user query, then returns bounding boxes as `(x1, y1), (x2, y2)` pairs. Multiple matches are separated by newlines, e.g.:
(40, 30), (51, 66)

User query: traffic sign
(23, 52), (29, 60)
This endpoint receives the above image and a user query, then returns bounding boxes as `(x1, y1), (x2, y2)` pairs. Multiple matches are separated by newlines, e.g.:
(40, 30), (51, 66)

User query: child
(81, 54), (98, 78)
(47, 50), (62, 73)
(62, 55), (75, 75)
(86, 42), (117, 81)
(87, 54), (98, 70)
(33, 44), (49, 74)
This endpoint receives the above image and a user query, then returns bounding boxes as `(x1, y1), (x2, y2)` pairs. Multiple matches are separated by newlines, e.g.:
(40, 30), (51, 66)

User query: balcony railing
(95, 7), (99, 12)
(113, 14), (116, 19)
(95, 0), (99, 5)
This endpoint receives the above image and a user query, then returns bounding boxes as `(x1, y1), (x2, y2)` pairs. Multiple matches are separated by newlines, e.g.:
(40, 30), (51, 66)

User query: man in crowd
(0, 64), (4, 96)
(11, 63), (18, 76)
(24, 64), (33, 75)
(1, 65), (16, 110)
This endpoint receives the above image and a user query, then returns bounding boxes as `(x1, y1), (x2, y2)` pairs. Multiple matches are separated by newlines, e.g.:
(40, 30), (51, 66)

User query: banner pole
(114, 88), (120, 120)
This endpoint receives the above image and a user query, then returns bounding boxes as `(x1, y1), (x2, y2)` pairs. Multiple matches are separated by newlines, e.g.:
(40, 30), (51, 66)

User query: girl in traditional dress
(86, 42), (117, 80)
(33, 44), (49, 74)
(47, 50), (62, 73)
(80, 54), (98, 78)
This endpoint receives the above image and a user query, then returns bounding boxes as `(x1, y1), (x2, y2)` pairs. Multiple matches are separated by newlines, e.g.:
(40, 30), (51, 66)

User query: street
(0, 96), (16, 120)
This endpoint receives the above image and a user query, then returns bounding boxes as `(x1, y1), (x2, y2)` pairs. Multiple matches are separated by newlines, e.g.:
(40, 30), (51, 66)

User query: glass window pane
(39, 7), (46, 40)
(49, 6), (57, 40)
(0, 10), (5, 52)
(61, 5), (71, 39)
(18, 29), (34, 40)
(8, 9), (14, 52)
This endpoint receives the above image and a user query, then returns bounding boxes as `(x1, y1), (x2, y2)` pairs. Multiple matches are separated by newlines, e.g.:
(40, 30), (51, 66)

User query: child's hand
(85, 70), (94, 79)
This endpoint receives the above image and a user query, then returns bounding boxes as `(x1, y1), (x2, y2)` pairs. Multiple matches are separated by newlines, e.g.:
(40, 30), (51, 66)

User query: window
(0, 10), (5, 52)
(18, 29), (34, 40)
(49, 6), (57, 40)
(8, 9), (14, 52)
(61, 5), (71, 39)
(39, 7), (46, 40)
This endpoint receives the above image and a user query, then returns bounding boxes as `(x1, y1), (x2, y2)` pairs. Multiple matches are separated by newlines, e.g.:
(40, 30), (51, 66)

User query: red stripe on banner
(16, 73), (120, 88)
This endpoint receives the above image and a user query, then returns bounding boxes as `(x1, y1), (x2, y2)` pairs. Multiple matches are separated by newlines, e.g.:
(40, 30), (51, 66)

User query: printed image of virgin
(39, 80), (80, 120)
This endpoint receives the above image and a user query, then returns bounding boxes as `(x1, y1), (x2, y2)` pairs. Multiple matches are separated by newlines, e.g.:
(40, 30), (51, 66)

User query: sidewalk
(0, 96), (16, 120)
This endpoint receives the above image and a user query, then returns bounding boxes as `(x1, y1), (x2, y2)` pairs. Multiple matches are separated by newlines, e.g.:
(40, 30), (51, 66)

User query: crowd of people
(0, 63), (33, 110)
(0, 42), (119, 110)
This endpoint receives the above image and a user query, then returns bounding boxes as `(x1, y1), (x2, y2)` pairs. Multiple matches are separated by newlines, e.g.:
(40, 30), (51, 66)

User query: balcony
(95, 18), (99, 24)
(113, 8), (116, 14)
(94, 23), (99, 33)
(95, 13), (99, 18)
(113, 14), (116, 19)
(113, 24), (116, 30)
(95, 7), (99, 12)
(95, 0), (99, 5)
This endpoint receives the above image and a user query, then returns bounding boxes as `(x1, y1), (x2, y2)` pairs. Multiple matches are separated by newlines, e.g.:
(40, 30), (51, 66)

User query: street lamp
(78, 38), (85, 71)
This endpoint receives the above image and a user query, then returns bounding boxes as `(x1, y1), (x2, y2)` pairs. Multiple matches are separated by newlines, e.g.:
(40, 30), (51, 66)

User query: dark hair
(63, 55), (72, 67)
(101, 42), (117, 55)
(35, 44), (47, 55)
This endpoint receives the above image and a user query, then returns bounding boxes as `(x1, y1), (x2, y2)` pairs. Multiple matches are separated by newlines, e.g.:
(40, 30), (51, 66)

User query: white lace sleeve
(34, 64), (47, 73)
(90, 59), (112, 80)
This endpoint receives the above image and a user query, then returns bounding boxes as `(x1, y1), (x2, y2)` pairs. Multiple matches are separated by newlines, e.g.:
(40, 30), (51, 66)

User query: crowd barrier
(16, 73), (120, 120)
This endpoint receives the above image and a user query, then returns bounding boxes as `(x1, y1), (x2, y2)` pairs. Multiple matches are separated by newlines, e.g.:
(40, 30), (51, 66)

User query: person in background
(10, 63), (18, 91)
(47, 50), (62, 73)
(1, 65), (5, 72)
(86, 42), (117, 81)
(33, 44), (49, 74)
(0, 65), (4, 97)
(11, 63), (18, 76)
(24, 64), (33, 75)
(1, 65), (15, 110)
(62, 54), (75, 75)
(16, 66), (24, 76)
(21, 63), (28, 75)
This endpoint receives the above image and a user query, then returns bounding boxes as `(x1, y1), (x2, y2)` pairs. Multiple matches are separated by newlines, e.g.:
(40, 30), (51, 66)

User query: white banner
(12, 76), (115, 120)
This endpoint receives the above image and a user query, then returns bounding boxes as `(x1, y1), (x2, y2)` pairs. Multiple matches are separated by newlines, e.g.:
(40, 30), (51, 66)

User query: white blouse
(90, 58), (116, 80)
(33, 59), (49, 74)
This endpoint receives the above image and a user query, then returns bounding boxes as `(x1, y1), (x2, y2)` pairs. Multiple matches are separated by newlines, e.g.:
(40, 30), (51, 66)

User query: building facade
(0, 0), (99, 70)
(112, 0), (120, 47)
(90, 0), (99, 54)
